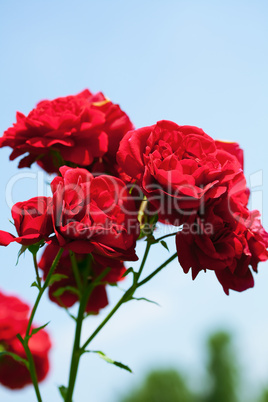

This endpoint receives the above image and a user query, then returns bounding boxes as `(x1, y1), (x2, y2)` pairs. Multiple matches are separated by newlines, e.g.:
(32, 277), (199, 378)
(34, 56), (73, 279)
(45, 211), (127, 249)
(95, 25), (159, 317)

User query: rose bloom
(0, 89), (133, 174)
(38, 244), (126, 313)
(0, 291), (51, 389)
(0, 167), (139, 261)
(50, 166), (139, 260)
(0, 197), (53, 247)
(176, 194), (268, 294)
(117, 120), (242, 225)
(215, 140), (244, 170)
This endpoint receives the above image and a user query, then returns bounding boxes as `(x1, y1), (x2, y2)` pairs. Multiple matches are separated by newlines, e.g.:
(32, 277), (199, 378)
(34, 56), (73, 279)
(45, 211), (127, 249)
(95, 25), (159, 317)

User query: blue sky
(0, 1), (268, 401)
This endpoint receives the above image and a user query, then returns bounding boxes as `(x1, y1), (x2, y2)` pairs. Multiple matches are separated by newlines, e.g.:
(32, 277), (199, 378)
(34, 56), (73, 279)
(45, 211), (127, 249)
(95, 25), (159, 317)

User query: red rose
(215, 140), (244, 170)
(0, 291), (51, 389)
(50, 166), (139, 260)
(227, 171), (250, 219)
(117, 120), (241, 225)
(215, 211), (268, 294)
(176, 198), (238, 277)
(0, 293), (29, 340)
(38, 244), (126, 313)
(176, 197), (268, 294)
(238, 210), (268, 270)
(0, 90), (133, 174)
(0, 197), (53, 247)
(92, 253), (127, 283)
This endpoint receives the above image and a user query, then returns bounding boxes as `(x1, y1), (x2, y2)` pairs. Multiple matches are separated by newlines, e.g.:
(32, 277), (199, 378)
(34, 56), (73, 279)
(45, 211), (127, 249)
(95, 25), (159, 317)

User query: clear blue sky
(0, 1), (268, 401)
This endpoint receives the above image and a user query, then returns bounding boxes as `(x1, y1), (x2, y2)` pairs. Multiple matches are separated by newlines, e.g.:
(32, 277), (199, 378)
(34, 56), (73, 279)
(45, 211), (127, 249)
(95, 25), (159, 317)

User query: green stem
(136, 239), (152, 283)
(65, 285), (91, 402)
(81, 250), (177, 352)
(24, 341), (42, 402)
(66, 244), (177, 400)
(137, 252), (177, 287)
(26, 248), (64, 337)
(65, 267), (111, 402)
(33, 254), (41, 289)
(81, 239), (153, 352)
(81, 288), (132, 351)
(69, 251), (83, 295)
(154, 232), (177, 243)
(18, 248), (64, 402)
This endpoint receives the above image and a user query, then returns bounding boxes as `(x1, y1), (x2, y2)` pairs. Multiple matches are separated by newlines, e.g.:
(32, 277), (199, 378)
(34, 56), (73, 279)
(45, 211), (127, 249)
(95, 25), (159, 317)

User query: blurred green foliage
(121, 369), (195, 402)
(259, 389), (268, 402)
(120, 330), (268, 402)
(204, 331), (238, 402)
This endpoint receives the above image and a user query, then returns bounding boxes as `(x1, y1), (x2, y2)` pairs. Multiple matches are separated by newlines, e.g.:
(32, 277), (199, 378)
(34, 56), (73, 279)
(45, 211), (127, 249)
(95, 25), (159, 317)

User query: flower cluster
(0, 89), (267, 395)
(1, 96), (268, 296)
(117, 120), (268, 293)
(0, 291), (51, 389)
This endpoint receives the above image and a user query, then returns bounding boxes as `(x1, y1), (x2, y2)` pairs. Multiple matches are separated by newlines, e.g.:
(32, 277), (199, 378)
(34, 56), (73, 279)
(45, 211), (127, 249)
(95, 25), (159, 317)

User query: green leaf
(58, 385), (68, 400)
(0, 351), (29, 368)
(52, 286), (80, 298)
(108, 282), (120, 287)
(48, 273), (68, 286)
(16, 245), (28, 265)
(16, 241), (45, 264)
(30, 322), (50, 336)
(31, 281), (40, 289)
(131, 296), (160, 306)
(86, 350), (132, 373)
(160, 240), (169, 252)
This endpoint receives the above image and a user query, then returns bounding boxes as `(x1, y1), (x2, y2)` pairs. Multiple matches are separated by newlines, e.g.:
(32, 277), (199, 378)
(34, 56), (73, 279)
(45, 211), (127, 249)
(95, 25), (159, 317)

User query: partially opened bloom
(38, 244), (126, 313)
(0, 291), (51, 389)
(0, 90), (133, 174)
(0, 197), (53, 247)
